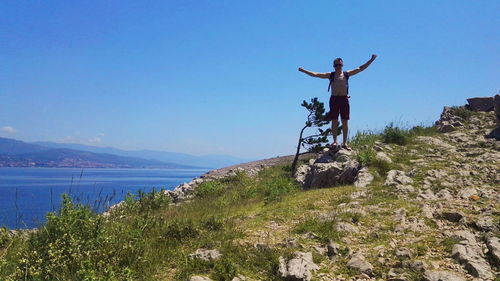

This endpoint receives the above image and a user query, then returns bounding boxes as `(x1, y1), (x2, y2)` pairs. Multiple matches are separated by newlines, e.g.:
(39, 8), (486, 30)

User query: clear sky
(1, 1), (498, 159)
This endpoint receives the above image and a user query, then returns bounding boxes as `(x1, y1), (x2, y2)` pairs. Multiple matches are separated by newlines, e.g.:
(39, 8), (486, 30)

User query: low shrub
(196, 181), (226, 198)
(381, 123), (411, 145)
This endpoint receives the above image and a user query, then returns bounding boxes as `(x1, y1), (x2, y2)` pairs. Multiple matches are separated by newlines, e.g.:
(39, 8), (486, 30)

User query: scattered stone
(190, 276), (213, 281)
(418, 189), (437, 200)
(302, 232), (321, 240)
(188, 248), (222, 262)
(312, 245), (327, 256)
(436, 189), (453, 200)
(421, 204), (435, 219)
(473, 216), (496, 232)
(422, 270), (466, 281)
(384, 170), (414, 186)
(354, 167), (374, 188)
(451, 231), (494, 279)
(440, 211), (464, 223)
(458, 188), (477, 199)
(231, 275), (247, 281)
(346, 253), (374, 276)
(327, 240), (340, 259)
(395, 248), (412, 260)
(336, 222), (359, 233)
(278, 251), (319, 281)
(376, 151), (392, 163)
(486, 236), (500, 266)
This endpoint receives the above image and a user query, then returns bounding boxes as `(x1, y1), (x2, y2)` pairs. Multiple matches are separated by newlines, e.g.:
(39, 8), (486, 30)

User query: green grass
(0, 165), (303, 281)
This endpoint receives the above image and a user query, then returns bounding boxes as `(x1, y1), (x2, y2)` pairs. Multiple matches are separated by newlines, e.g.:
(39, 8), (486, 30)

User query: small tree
(291, 98), (332, 175)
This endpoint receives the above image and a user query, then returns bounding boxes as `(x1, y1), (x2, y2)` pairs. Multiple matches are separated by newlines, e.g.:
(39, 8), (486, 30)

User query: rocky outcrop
(278, 251), (319, 281)
(435, 106), (465, 133)
(422, 271), (466, 281)
(467, 96), (495, 112)
(295, 148), (362, 189)
(450, 230), (494, 280)
(486, 94), (500, 140)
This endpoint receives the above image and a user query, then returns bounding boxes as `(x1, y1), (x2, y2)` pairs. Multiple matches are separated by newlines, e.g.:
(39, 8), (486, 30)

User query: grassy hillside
(0, 108), (498, 280)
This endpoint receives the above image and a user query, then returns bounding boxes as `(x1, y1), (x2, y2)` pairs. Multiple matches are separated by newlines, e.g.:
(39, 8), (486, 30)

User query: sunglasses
(334, 64), (343, 67)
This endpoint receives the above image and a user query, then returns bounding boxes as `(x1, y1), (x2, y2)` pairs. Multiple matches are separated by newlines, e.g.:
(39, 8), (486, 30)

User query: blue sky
(1, 1), (498, 159)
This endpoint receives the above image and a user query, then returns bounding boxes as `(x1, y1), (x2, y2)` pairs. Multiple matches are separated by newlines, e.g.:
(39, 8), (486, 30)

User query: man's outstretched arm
(347, 54), (377, 76)
(298, 67), (330, 79)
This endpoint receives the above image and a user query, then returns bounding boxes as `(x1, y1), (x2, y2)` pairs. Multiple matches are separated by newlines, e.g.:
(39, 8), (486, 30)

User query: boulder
(188, 248), (222, 262)
(278, 252), (319, 281)
(486, 236), (500, 266)
(450, 230), (494, 279)
(346, 253), (373, 276)
(486, 94), (500, 140)
(467, 96), (494, 112)
(422, 271), (466, 281)
(354, 167), (374, 187)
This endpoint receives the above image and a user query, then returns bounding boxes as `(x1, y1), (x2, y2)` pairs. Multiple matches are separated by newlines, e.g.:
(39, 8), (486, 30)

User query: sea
(0, 167), (209, 229)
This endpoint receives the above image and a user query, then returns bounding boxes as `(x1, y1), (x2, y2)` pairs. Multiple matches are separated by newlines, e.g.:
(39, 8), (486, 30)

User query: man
(298, 54), (377, 150)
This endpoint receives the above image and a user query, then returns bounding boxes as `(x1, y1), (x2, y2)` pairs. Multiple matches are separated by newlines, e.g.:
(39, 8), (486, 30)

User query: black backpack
(327, 71), (349, 93)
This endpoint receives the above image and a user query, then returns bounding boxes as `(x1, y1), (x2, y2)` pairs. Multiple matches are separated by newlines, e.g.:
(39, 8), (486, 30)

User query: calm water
(0, 167), (208, 229)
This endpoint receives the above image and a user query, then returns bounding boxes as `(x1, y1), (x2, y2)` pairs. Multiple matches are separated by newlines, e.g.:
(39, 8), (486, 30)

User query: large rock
(486, 94), (500, 140)
(486, 236), (500, 266)
(354, 167), (374, 187)
(450, 231), (494, 279)
(278, 251), (319, 281)
(422, 270), (466, 281)
(346, 253), (373, 276)
(467, 96), (494, 112)
(384, 170), (413, 186)
(296, 149), (361, 189)
(435, 106), (465, 133)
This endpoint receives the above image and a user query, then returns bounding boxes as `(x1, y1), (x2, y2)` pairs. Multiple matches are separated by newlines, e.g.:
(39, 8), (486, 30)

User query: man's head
(333, 58), (343, 70)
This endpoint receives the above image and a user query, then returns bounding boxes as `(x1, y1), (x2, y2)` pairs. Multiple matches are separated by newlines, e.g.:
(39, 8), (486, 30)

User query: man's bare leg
(331, 120), (339, 146)
(341, 119), (350, 149)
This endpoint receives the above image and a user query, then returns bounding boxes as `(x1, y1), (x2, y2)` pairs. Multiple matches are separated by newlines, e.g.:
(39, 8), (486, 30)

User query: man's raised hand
(371, 54), (377, 60)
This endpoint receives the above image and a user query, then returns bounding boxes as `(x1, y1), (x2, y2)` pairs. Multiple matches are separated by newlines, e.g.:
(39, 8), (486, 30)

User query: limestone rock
(384, 170), (413, 186)
(450, 231), (494, 279)
(346, 253), (373, 276)
(486, 236), (500, 266)
(440, 211), (464, 223)
(354, 167), (374, 187)
(473, 216), (496, 232)
(458, 187), (477, 199)
(395, 248), (412, 260)
(190, 276), (213, 281)
(422, 270), (466, 281)
(188, 248), (222, 262)
(376, 151), (392, 163)
(278, 251), (319, 281)
(336, 222), (359, 233)
(327, 240), (340, 259)
(467, 96), (494, 112)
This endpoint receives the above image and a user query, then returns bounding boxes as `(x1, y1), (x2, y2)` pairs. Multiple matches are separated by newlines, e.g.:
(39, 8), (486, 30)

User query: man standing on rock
(298, 54), (377, 150)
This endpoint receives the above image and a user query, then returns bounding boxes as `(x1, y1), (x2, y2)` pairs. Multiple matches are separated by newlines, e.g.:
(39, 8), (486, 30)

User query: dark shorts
(329, 95), (350, 121)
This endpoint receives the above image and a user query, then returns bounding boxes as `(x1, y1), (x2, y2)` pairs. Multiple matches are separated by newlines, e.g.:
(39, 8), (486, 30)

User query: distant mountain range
(33, 141), (250, 168)
(0, 137), (249, 169)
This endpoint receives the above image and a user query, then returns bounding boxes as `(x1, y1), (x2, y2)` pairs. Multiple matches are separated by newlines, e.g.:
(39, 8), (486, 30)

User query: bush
(6, 194), (135, 281)
(196, 181), (226, 198)
(381, 123), (411, 145)
(449, 106), (474, 120)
